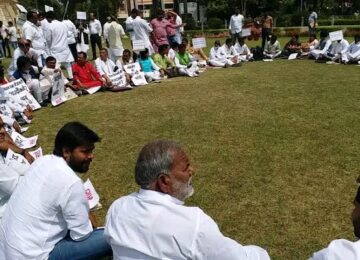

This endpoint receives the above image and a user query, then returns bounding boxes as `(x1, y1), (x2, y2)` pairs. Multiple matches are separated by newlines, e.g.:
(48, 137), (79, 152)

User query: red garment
(72, 62), (102, 88)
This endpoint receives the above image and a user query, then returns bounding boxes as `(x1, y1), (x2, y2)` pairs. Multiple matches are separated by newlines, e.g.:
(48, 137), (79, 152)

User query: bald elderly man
(105, 140), (270, 260)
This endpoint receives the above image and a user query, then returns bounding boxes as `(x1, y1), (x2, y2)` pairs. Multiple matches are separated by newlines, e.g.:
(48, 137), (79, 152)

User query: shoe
(224, 64), (231, 68)
(39, 102), (48, 107)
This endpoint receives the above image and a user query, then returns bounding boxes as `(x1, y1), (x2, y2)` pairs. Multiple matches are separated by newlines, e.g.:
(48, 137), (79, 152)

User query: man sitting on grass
(222, 38), (240, 64)
(234, 37), (254, 62)
(0, 122), (112, 259)
(209, 40), (234, 68)
(342, 34), (360, 64)
(72, 51), (106, 90)
(153, 44), (178, 78)
(95, 48), (117, 88)
(309, 30), (332, 60)
(283, 34), (301, 57)
(174, 43), (200, 77)
(310, 176), (360, 259)
(324, 38), (349, 62)
(105, 140), (271, 260)
(263, 35), (282, 59)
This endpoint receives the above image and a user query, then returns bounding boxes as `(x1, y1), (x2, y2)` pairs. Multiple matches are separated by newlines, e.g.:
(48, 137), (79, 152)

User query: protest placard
(21, 127), (29, 133)
(329, 30), (343, 41)
(0, 103), (13, 117)
(108, 71), (132, 90)
(288, 53), (298, 60)
(64, 88), (78, 101)
(132, 40), (146, 51)
(11, 131), (38, 149)
(45, 5), (54, 12)
(241, 28), (251, 37)
(85, 86), (102, 94)
(83, 179), (101, 210)
(51, 72), (66, 106)
(29, 147), (43, 159)
(123, 63), (148, 86)
(1, 79), (41, 110)
(5, 148), (30, 174)
(192, 37), (207, 49)
(76, 11), (87, 20)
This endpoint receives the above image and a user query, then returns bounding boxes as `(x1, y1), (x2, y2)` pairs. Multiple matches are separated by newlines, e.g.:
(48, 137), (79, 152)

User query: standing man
(0, 122), (112, 259)
(63, 15), (78, 61)
(7, 21), (18, 52)
(260, 13), (273, 51)
(107, 16), (126, 62)
(44, 11), (74, 80)
(229, 8), (244, 45)
(308, 8), (318, 36)
(89, 13), (102, 60)
(105, 140), (271, 260)
(103, 16), (112, 45)
(131, 9), (154, 55)
(22, 11), (48, 68)
(0, 21), (5, 58)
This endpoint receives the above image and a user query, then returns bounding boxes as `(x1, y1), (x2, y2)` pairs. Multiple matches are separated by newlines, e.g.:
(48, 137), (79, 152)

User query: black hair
(27, 10), (37, 21)
(45, 11), (56, 20)
(170, 42), (179, 49)
(123, 49), (131, 55)
(182, 37), (188, 44)
(178, 43), (186, 50)
(16, 56), (31, 71)
(139, 48), (149, 60)
(320, 31), (328, 38)
(53, 122), (100, 156)
(78, 51), (87, 59)
(100, 48), (108, 53)
(158, 44), (169, 53)
(45, 56), (56, 63)
(225, 38), (232, 45)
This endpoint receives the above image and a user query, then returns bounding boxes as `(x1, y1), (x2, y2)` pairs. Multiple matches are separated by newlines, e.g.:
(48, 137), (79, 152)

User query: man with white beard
(105, 140), (271, 260)
(44, 11), (74, 80)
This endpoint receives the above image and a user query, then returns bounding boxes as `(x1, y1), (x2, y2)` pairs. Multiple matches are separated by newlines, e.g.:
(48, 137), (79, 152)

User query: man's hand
(89, 212), (98, 228)
(23, 150), (35, 164)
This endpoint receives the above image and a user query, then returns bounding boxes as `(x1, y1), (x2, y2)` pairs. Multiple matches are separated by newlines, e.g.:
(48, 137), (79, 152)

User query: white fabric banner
(83, 179), (100, 210)
(11, 131), (38, 149)
(192, 37), (207, 49)
(1, 79), (41, 110)
(51, 72), (66, 106)
(0, 104), (13, 118)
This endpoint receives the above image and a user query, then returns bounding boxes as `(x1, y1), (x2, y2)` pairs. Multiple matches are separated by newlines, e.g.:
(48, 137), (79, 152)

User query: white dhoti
(144, 71), (162, 82)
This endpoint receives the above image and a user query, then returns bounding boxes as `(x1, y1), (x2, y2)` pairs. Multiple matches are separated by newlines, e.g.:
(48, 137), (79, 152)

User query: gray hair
(135, 140), (182, 188)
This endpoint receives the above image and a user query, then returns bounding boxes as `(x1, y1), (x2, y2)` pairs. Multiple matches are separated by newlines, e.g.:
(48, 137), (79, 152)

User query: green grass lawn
(2, 37), (360, 259)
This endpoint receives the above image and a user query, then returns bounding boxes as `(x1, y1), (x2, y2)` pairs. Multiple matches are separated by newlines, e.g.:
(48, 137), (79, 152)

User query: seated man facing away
(263, 35), (282, 59)
(310, 177), (360, 259)
(174, 43), (200, 77)
(40, 56), (71, 99)
(105, 140), (271, 260)
(72, 51), (106, 90)
(309, 30), (332, 60)
(209, 40), (234, 68)
(234, 37), (254, 62)
(153, 44), (178, 78)
(0, 122), (112, 259)
(11, 56), (47, 106)
(283, 34), (301, 57)
(342, 34), (360, 64)
(95, 48), (117, 88)
(222, 38), (240, 64)
(138, 48), (163, 82)
(324, 38), (349, 62)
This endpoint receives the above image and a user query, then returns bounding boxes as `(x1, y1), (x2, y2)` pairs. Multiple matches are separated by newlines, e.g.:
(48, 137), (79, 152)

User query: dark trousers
(90, 34), (102, 59)
(261, 28), (272, 51)
(231, 33), (240, 45)
(68, 43), (77, 61)
(2, 38), (11, 57)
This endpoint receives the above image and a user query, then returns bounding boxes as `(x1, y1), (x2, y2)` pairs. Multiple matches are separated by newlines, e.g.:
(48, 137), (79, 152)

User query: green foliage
(207, 17), (225, 29)
(318, 19), (360, 26)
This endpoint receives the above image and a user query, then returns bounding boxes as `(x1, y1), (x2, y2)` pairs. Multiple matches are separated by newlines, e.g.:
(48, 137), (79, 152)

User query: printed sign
(76, 11), (87, 20)
(5, 148), (30, 174)
(192, 37), (207, 49)
(132, 40), (146, 51)
(11, 131), (38, 149)
(64, 88), (78, 101)
(288, 53), (298, 60)
(45, 5), (54, 12)
(1, 79), (41, 110)
(83, 179), (100, 210)
(51, 72), (66, 106)
(241, 28), (251, 37)
(85, 86), (102, 94)
(123, 63), (147, 86)
(108, 71), (132, 90)
(29, 147), (43, 159)
(329, 30), (343, 41)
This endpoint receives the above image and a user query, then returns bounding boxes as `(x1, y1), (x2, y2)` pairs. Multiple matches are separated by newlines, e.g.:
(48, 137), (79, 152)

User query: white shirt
(125, 16), (134, 37)
(108, 21), (126, 49)
(176, 15), (184, 33)
(264, 40), (281, 54)
(89, 19), (102, 35)
(229, 14), (244, 34)
(22, 21), (47, 54)
(8, 47), (39, 76)
(0, 155), (93, 260)
(309, 11), (318, 24)
(7, 26), (17, 42)
(131, 16), (153, 43)
(234, 43), (251, 55)
(209, 46), (228, 62)
(63, 19), (77, 44)
(329, 39), (349, 55)
(103, 21), (111, 41)
(310, 239), (360, 260)
(95, 58), (116, 76)
(45, 20), (74, 63)
(105, 189), (270, 260)
(222, 44), (239, 58)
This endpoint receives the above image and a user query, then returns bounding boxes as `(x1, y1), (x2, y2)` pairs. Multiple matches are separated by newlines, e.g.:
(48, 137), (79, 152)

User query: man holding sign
(0, 122), (112, 259)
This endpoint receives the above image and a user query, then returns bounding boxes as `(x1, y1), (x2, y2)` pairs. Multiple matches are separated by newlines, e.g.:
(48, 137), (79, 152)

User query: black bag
(251, 46), (264, 61)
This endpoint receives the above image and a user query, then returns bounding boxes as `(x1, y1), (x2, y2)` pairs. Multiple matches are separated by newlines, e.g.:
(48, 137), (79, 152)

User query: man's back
(0, 155), (92, 259)
(105, 189), (270, 260)
(47, 20), (68, 53)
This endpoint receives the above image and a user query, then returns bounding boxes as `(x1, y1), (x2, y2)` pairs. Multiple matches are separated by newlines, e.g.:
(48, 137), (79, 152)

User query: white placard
(21, 127), (29, 133)
(44, 5), (54, 12)
(131, 70), (148, 86)
(64, 88), (78, 101)
(192, 37), (206, 49)
(123, 63), (141, 75)
(1, 79), (41, 110)
(0, 103), (13, 117)
(51, 72), (66, 106)
(83, 179), (100, 210)
(241, 28), (251, 37)
(108, 71), (132, 90)
(76, 11), (87, 20)
(11, 131), (38, 149)
(132, 40), (146, 51)
(16, 4), (27, 13)
(29, 147), (43, 159)
(329, 30), (343, 41)
(5, 149), (30, 174)
(85, 86), (101, 94)
(288, 53), (298, 60)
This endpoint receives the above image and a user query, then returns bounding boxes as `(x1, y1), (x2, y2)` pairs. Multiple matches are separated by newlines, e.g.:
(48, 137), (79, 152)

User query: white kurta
(342, 41), (360, 62)
(108, 21), (126, 59)
(22, 21), (48, 58)
(234, 43), (253, 61)
(131, 16), (154, 54)
(8, 47), (40, 76)
(0, 155), (93, 260)
(63, 19), (77, 45)
(103, 22), (111, 41)
(229, 14), (244, 34)
(310, 239), (360, 260)
(95, 58), (116, 76)
(105, 189), (270, 260)
(209, 46), (234, 67)
(45, 20), (74, 63)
